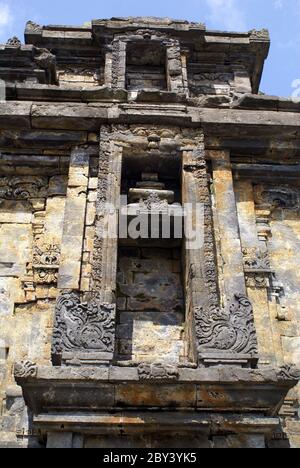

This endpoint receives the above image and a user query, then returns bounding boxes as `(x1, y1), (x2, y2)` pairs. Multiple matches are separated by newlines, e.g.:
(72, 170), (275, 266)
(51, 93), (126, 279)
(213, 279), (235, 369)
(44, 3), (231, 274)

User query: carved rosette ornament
(138, 363), (179, 381)
(52, 291), (116, 364)
(14, 361), (37, 379)
(195, 294), (258, 356)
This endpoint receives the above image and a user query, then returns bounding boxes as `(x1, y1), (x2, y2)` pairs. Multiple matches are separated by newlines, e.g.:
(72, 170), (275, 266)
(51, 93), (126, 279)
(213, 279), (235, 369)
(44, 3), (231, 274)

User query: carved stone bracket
(196, 294), (259, 365)
(277, 365), (300, 383)
(52, 291), (116, 366)
(137, 363), (179, 382)
(14, 361), (37, 379)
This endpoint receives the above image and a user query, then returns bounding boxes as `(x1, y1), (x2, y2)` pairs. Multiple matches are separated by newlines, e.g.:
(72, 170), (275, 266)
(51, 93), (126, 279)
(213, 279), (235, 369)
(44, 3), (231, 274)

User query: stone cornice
(14, 364), (299, 420)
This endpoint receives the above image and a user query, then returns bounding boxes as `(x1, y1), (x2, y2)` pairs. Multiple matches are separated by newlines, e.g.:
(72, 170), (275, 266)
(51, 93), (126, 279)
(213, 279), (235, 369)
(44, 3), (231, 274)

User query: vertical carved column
(166, 42), (185, 93)
(182, 142), (219, 363)
(111, 40), (126, 89)
(183, 146), (258, 367)
(91, 125), (123, 303)
(104, 45), (113, 87)
(52, 134), (121, 366)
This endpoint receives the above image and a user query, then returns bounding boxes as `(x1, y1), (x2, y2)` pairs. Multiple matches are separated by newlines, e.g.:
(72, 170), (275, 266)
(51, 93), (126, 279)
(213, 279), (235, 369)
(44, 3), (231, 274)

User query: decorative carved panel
(195, 294), (258, 356)
(138, 363), (179, 381)
(52, 291), (116, 363)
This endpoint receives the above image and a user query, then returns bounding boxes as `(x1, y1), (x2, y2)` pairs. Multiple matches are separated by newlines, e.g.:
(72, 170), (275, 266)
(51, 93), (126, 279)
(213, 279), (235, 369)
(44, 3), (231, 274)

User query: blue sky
(0, 0), (299, 97)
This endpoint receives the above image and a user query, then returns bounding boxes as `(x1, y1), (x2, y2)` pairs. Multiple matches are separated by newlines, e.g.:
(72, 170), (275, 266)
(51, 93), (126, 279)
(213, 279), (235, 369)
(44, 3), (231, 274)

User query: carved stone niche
(52, 291), (116, 366)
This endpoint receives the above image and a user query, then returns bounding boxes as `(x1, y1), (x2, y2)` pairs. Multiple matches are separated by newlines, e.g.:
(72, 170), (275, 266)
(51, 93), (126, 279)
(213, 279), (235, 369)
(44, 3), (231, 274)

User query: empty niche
(115, 151), (185, 363)
(126, 42), (167, 91)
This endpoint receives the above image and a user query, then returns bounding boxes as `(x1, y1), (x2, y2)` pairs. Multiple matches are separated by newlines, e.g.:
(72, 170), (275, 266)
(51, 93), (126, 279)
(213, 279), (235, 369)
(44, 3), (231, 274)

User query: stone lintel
(35, 412), (279, 437)
(1, 103), (300, 145)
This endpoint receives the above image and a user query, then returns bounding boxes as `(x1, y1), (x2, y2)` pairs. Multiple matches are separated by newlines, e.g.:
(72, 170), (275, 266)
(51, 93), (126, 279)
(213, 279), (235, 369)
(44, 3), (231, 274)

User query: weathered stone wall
(234, 179), (300, 447)
(116, 247), (184, 363)
(0, 17), (300, 449)
(0, 171), (68, 447)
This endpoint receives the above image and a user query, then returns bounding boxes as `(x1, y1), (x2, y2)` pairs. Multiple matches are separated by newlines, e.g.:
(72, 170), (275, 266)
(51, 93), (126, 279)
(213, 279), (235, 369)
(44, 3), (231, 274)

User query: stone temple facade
(0, 16), (300, 449)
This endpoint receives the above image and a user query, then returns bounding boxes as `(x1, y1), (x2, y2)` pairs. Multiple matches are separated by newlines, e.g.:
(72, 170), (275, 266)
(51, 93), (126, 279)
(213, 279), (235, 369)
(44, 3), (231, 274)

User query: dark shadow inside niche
(126, 42), (167, 91)
(115, 150), (185, 363)
(121, 150), (182, 202)
(53, 45), (106, 87)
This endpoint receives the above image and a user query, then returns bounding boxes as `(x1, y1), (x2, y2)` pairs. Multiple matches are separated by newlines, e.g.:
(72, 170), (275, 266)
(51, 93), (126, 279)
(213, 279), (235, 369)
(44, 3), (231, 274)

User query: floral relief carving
(52, 291), (116, 359)
(195, 294), (258, 355)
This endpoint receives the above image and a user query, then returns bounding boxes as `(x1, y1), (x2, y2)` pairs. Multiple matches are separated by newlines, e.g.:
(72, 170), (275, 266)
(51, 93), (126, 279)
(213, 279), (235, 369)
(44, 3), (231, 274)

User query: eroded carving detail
(277, 365), (300, 382)
(26, 21), (42, 32)
(139, 192), (169, 212)
(195, 294), (258, 355)
(6, 37), (21, 47)
(52, 291), (116, 358)
(249, 29), (270, 41)
(34, 50), (56, 69)
(32, 244), (61, 284)
(14, 361), (37, 379)
(243, 248), (271, 270)
(138, 363), (179, 381)
(0, 176), (48, 200)
(255, 185), (300, 211)
(33, 244), (60, 266)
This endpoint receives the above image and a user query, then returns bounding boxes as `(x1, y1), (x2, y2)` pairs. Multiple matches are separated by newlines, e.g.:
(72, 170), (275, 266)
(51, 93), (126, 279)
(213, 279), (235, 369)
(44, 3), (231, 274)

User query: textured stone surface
(0, 16), (299, 450)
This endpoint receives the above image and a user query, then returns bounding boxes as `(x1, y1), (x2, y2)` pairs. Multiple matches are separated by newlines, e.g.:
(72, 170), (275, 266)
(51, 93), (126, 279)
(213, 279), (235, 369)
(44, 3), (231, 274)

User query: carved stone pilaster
(90, 126), (122, 302)
(253, 185), (296, 320)
(52, 291), (116, 366)
(182, 149), (259, 367)
(166, 41), (185, 93)
(111, 39), (126, 89)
